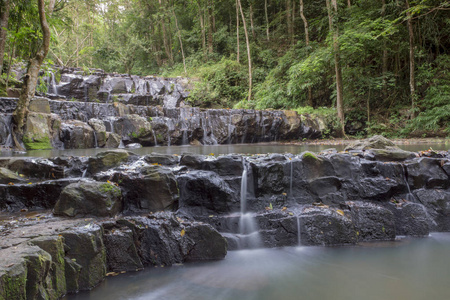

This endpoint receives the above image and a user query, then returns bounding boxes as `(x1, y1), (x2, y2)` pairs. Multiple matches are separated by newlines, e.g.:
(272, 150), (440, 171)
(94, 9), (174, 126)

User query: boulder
(60, 224), (106, 290)
(59, 120), (95, 149)
(345, 135), (398, 151)
(102, 224), (143, 272)
(87, 149), (130, 174)
(0, 167), (23, 184)
(406, 157), (449, 189)
(53, 181), (122, 217)
(300, 205), (357, 246)
(347, 202), (395, 241)
(178, 170), (237, 216)
(105, 165), (178, 213)
(23, 112), (52, 150)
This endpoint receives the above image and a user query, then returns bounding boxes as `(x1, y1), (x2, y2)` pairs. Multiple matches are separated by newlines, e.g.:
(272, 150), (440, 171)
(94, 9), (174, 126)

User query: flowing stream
(65, 233), (450, 300)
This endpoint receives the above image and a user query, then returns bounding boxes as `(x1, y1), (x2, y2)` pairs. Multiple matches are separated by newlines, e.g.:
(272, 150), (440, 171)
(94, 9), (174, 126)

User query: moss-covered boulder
(53, 181), (122, 217)
(87, 149), (130, 174)
(22, 112), (52, 150)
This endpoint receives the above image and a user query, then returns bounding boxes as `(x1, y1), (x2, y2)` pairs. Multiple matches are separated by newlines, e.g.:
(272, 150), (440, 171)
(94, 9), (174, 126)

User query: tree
(0, 0), (10, 72)
(326, 0), (345, 136)
(237, 0), (252, 101)
(12, 0), (54, 150)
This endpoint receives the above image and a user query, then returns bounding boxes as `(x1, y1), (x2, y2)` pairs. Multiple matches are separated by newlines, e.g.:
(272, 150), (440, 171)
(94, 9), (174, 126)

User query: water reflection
(1, 142), (448, 158)
(65, 233), (450, 300)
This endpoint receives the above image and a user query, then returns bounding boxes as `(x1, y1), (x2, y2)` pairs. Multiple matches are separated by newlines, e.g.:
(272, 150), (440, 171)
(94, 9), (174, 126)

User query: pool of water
(65, 233), (450, 300)
(1, 142), (448, 158)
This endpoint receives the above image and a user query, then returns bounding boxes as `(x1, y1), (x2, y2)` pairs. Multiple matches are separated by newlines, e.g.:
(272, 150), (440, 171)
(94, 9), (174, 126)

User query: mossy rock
(87, 150), (130, 174)
(53, 181), (122, 217)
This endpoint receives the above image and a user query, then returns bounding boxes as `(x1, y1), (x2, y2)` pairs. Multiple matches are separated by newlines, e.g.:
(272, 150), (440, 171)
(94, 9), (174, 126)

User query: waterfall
(297, 215), (302, 246)
(151, 129), (158, 146)
(238, 158), (261, 249)
(93, 131), (98, 148)
(50, 72), (58, 95)
(227, 111), (233, 144)
(289, 159), (294, 199)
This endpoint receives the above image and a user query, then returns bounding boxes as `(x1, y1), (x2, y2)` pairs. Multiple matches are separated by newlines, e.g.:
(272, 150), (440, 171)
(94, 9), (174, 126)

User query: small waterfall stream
(238, 158), (262, 249)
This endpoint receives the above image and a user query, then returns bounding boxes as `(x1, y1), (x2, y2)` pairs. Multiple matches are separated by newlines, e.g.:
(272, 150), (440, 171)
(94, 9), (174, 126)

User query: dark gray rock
(406, 158), (449, 189)
(347, 202), (395, 241)
(300, 205), (357, 246)
(53, 181), (122, 217)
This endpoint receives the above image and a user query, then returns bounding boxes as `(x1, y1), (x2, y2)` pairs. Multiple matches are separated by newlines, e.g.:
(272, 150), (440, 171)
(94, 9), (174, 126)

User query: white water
(297, 215), (302, 246)
(238, 159), (261, 249)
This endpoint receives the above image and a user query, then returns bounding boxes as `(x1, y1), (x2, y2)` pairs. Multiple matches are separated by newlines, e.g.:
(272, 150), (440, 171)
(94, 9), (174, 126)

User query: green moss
(302, 152), (317, 160)
(99, 183), (121, 198)
(22, 136), (52, 150)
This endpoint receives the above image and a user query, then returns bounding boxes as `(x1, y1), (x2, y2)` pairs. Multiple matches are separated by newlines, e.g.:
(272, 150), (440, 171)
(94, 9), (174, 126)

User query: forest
(0, 0), (449, 138)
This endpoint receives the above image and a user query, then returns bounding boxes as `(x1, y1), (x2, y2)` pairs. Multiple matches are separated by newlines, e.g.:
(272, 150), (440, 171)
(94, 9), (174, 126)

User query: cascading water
(151, 129), (158, 146)
(289, 158), (294, 199)
(297, 215), (302, 246)
(238, 158), (262, 249)
(49, 72), (58, 95)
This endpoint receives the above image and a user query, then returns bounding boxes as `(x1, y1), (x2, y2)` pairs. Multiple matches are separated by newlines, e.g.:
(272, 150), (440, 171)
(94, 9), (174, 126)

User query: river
(65, 233), (450, 300)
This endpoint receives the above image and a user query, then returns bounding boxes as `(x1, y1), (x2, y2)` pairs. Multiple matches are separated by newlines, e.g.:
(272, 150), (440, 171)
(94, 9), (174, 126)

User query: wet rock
(126, 143), (142, 149)
(0, 244), (52, 300)
(368, 149), (416, 162)
(300, 206), (357, 246)
(406, 158), (449, 189)
(345, 135), (398, 151)
(59, 120), (95, 149)
(23, 112), (52, 150)
(0, 179), (77, 211)
(257, 211), (298, 247)
(114, 114), (153, 145)
(105, 165), (178, 213)
(102, 224), (143, 272)
(29, 235), (67, 298)
(0, 157), (65, 180)
(60, 224), (106, 290)
(0, 167), (23, 184)
(88, 118), (107, 148)
(178, 170), (237, 216)
(123, 213), (226, 266)
(347, 202), (395, 241)
(105, 132), (122, 148)
(87, 149), (130, 174)
(53, 181), (122, 217)
(391, 202), (430, 236)
(413, 188), (450, 231)
(144, 153), (180, 166)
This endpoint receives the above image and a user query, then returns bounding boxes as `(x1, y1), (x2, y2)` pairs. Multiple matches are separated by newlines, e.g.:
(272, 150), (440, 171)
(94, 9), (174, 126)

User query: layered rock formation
(0, 67), (326, 150)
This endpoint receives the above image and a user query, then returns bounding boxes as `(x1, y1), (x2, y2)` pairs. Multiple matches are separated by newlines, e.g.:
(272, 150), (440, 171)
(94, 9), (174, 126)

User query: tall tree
(237, 0), (252, 101)
(299, 0), (312, 106)
(12, 0), (55, 149)
(236, 0), (240, 63)
(326, 0), (345, 136)
(265, 0), (270, 41)
(405, 0), (416, 117)
(0, 0), (10, 73)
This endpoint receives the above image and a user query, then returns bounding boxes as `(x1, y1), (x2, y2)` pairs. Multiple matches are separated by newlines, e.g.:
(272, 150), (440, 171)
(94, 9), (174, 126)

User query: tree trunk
(249, 2), (256, 40)
(237, 0), (252, 101)
(406, 0), (416, 117)
(173, 8), (187, 74)
(299, 0), (312, 107)
(236, 0), (240, 63)
(0, 0), (10, 73)
(13, 0), (55, 150)
(207, 0), (213, 54)
(327, 0), (345, 136)
(265, 0), (270, 41)
(382, 0), (388, 99)
(159, 0), (172, 64)
(198, 1), (206, 59)
(286, 0), (293, 44)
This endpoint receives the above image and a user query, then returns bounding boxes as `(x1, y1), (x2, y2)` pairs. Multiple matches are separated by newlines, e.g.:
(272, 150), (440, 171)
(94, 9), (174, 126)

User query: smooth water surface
(66, 233), (450, 300)
(1, 142), (448, 158)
